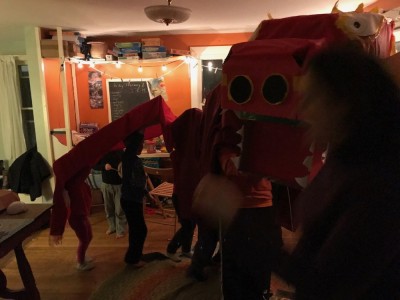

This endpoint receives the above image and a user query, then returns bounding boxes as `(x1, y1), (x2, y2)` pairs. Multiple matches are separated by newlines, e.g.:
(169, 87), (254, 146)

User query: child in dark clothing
(120, 131), (147, 267)
(94, 150), (126, 238)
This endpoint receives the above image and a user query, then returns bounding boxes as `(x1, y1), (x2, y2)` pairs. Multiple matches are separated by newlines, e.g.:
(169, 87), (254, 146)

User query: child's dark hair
(124, 131), (144, 150)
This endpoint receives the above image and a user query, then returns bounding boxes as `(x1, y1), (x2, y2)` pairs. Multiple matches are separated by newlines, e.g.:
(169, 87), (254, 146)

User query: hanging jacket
(8, 146), (51, 201)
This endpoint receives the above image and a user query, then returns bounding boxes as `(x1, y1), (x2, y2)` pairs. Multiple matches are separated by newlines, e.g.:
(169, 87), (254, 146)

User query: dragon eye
(229, 75), (253, 104)
(353, 21), (361, 28)
(262, 74), (288, 105)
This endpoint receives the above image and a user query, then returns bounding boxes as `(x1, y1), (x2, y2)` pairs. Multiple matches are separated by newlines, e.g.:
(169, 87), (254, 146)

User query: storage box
(142, 46), (167, 52)
(142, 51), (167, 59)
(40, 40), (75, 58)
(88, 42), (107, 59)
(169, 48), (191, 56)
(115, 42), (142, 49)
(141, 38), (162, 46)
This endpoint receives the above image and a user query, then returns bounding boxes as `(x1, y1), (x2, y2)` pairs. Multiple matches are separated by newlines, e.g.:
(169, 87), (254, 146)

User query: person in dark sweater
(120, 131), (147, 267)
(276, 44), (400, 299)
(96, 150), (126, 238)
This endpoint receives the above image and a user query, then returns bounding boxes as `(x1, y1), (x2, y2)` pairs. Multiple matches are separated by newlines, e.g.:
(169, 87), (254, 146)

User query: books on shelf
(115, 42), (141, 49)
(118, 56), (140, 62)
(142, 46), (167, 52)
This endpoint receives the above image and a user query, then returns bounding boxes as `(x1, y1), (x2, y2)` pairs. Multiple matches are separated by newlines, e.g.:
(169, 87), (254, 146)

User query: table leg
(14, 243), (41, 300)
(0, 267), (30, 300)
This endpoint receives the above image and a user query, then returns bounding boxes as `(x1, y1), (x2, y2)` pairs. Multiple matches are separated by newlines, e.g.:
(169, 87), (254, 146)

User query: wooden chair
(143, 166), (177, 232)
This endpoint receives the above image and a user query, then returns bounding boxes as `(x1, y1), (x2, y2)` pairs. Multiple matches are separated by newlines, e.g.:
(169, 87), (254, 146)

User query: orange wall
(46, 32), (252, 130)
(75, 58), (191, 127)
(45, 59), (77, 130)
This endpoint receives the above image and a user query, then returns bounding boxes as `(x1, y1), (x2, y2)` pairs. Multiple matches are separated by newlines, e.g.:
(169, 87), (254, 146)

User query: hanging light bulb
(161, 64), (167, 71)
(78, 61), (83, 69)
(138, 66), (143, 73)
(89, 61), (95, 68)
(115, 61), (122, 69)
(207, 61), (213, 72)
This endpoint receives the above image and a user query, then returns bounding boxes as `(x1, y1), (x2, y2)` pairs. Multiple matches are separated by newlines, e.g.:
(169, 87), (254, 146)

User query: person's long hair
(306, 44), (400, 162)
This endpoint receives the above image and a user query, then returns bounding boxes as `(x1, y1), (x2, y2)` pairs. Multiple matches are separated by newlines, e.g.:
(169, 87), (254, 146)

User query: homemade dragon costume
(50, 6), (396, 240)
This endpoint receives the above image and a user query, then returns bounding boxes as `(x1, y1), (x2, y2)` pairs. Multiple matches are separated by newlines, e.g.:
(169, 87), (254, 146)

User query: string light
(66, 56), (221, 81)
(207, 61), (213, 72)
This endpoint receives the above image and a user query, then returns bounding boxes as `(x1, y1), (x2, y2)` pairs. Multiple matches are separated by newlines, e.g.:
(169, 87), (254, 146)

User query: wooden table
(139, 150), (170, 158)
(139, 151), (172, 168)
(0, 203), (52, 300)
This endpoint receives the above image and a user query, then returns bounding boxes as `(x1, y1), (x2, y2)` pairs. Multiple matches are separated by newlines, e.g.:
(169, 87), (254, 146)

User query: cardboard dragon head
(221, 7), (395, 188)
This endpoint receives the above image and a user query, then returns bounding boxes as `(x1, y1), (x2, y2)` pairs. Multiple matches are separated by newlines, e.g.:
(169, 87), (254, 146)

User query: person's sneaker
(106, 229), (116, 235)
(84, 256), (93, 263)
(180, 251), (193, 259)
(116, 233), (125, 239)
(166, 252), (182, 262)
(76, 261), (95, 271)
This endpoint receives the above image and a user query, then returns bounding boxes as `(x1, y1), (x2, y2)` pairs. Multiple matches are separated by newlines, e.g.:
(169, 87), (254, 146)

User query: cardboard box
(141, 38), (162, 46)
(142, 51), (167, 59)
(40, 39), (75, 58)
(88, 41), (107, 59)
(115, 42), (141, 49)
(142, 46), (167, 52)
(169, 48), (191, 56)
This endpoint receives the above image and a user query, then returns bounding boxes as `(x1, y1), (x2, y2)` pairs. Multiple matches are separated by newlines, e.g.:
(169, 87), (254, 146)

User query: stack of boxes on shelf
(141, 38), (167, 59)
(109, 42), (142, 62)
(41, 30), (85, 58)
(106, 37), (190, 61)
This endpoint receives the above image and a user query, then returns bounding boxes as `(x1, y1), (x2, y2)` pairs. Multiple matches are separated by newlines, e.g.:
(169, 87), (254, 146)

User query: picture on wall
(88, 71), (104, 109)
(149, 78), (168, 101)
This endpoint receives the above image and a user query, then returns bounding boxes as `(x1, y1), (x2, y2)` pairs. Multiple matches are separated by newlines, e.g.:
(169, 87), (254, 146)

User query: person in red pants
(50, 167), (94, 271)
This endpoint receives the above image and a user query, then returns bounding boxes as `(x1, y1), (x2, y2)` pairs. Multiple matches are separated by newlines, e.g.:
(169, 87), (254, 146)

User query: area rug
(89, 252), (222, 300)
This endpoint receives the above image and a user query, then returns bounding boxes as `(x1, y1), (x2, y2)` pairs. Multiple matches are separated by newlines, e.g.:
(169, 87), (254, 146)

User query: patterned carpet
(89, 252), (222, 300)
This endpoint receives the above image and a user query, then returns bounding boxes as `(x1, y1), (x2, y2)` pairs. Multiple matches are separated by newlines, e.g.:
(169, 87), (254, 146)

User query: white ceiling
(0, 0), (398, 43)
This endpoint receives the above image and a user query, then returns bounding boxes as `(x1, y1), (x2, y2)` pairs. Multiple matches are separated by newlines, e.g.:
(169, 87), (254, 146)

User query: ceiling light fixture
(144, 0), (192, 26)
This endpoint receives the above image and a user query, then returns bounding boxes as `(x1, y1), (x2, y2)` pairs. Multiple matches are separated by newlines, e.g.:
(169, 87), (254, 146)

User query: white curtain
(0, 55), (27, 164)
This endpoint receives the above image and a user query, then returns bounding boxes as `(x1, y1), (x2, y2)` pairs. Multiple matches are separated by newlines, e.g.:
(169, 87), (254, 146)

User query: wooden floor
(0, 205), (298, 300)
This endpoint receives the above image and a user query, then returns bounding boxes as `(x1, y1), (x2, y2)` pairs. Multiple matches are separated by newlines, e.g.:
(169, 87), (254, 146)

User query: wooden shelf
(67, 55), (187, 65)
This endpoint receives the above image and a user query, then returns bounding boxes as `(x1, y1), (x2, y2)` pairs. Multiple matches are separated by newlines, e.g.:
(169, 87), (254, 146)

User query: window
(17, 64), (36, 150)
(202, 59), (224, 105)
(190, 46), (231, 109)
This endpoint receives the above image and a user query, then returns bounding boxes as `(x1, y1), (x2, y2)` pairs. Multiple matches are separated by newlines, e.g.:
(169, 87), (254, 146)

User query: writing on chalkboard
(106, 79), (153, 122)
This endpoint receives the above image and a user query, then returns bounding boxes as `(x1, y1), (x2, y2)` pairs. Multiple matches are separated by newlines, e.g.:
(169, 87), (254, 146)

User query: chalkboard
(107, 79), (152, 121)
